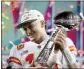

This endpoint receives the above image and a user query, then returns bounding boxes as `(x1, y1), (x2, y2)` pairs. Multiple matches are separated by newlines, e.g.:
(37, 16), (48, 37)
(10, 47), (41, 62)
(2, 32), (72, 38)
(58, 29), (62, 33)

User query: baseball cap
(17, 10), (44, 29)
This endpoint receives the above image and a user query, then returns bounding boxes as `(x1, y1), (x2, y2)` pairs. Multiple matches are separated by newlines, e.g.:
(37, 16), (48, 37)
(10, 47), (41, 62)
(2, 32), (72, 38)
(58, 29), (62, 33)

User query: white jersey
(7, 35), (77, 68)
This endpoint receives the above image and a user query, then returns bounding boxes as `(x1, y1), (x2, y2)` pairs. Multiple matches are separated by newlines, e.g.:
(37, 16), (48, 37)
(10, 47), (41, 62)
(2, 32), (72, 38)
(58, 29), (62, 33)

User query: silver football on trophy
(54, 11), (82, 29)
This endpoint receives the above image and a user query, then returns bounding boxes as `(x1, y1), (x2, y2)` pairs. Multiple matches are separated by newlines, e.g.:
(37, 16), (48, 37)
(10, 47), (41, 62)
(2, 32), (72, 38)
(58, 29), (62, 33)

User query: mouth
(27, 31), (39, 42)
(28, 36), (34, 41)
(28, 35), (39, 42)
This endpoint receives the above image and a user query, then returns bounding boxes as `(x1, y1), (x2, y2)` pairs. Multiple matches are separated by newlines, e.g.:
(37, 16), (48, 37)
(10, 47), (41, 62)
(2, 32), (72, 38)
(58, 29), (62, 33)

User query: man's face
(22, 20), (45, 42)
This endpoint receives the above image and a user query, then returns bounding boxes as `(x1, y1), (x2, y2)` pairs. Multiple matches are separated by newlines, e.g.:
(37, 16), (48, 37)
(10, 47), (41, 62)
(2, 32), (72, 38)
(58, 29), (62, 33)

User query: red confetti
(58, 8), (61, 11)
(1, 47), (4, 51)
(68, 4), (74, 8)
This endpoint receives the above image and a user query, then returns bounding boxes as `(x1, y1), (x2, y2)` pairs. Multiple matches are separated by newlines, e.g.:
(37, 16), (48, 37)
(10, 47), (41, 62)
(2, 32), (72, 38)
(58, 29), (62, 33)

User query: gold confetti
(2, 25), (5, 30)
(4, 2), (10, 6)
(2, 12), (9, 20)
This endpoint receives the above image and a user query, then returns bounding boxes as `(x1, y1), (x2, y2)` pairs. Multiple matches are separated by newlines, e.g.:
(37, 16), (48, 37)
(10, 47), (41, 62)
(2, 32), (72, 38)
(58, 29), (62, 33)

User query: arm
(62, 46), (80, 68)
(54, 31), (81, 68)
(6, 46), (22, 68)
(61, 38), (80, 68)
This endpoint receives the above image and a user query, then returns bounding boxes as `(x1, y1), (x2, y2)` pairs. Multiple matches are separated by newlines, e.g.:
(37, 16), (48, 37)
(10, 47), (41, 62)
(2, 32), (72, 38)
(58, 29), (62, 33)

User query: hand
(54, 28), (66, 51)
(30, 62), (47, 69)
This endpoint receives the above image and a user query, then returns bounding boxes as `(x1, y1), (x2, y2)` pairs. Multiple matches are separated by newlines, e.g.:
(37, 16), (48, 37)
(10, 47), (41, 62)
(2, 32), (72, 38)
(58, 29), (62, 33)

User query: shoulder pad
(17, 44), (24, 50)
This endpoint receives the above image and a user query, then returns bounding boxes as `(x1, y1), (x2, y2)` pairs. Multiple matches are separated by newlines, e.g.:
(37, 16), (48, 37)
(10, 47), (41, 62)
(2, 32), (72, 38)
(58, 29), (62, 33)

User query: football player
(6, 10), (82, 69)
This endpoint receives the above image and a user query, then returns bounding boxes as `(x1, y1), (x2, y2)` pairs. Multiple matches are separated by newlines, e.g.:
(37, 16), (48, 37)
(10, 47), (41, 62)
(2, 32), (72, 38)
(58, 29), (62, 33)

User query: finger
(57, 31), (65, 37)
(54, 41), (62, 50)
(55, 41), (65, 51)
(55, 41), (62, 48)
(57, 35), (65, 41)
(61, 29), (65, 34)
(54, 35), (65, 42)
(56, 37), (65, 44)
(58, 27), (64, 34)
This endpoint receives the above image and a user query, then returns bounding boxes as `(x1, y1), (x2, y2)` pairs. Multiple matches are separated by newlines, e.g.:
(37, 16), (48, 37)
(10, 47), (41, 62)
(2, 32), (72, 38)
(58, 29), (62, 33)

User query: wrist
(62, 47), (76, 64)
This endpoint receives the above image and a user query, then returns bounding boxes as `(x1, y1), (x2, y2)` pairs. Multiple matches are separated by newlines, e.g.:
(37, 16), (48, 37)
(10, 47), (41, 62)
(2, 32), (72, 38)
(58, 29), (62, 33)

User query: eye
(23, 28), (27, 31)
(28, 24), (33, 29)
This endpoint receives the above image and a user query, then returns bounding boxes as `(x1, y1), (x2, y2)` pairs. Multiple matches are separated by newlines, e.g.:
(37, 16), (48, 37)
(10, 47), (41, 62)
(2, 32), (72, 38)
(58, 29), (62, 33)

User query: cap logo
(22, 13), (31, 23)
(28, 13), (31, 16)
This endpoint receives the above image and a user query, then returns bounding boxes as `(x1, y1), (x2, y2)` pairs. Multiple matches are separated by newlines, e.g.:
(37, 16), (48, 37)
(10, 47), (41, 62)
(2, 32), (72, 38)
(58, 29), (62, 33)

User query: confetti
(1, 47), (4, 51)
(75, 26), (79, 31)
(2, 21), (4, 25)
(2, 4), (11, 12)
(2, 13), (9, 20)
(24, 8), (28, 12)
(5, 46), (9, 51)
(68, 4), (74, 8)
(49, 0), (54, 7)
(2, 2), (5, 4)
(58, 8), (61, 11)
(2, 25), (5, 30)
(4, 2), (10, 6)
(19, 11), (23, 15)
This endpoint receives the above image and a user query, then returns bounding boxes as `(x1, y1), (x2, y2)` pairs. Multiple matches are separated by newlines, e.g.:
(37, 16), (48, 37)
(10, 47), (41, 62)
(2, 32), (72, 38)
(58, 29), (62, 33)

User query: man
(6, 10), (82, 68)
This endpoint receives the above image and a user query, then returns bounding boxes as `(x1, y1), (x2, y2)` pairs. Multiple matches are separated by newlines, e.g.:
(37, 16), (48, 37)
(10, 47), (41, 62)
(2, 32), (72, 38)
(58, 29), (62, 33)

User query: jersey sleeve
(65, 37), (77, 56)
(7, 46), (22, 68)
(57, 37), (78, 68)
